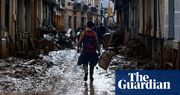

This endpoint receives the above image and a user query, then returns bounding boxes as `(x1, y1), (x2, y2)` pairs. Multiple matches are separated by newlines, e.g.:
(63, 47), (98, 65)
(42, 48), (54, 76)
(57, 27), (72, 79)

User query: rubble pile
(0, 50), (76, 93)
(15, 31), (75, 59)
(107, 39), (163, 70)
(35, 27), (75, 54)
(0, 57), (56, 92)
(15, 51), (42, 59)
(102, 29), (124, 50)
(42, 32), (74, 49)
(110, 55), (162, 70)
(121, 39), (146, 58)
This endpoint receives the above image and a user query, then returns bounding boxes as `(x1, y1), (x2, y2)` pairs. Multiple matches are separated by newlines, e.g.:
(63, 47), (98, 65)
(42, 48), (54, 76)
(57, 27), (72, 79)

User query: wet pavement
(0, 48), (161, 95)
(49, 50), (115, 95)
(0, 49), (115, 95)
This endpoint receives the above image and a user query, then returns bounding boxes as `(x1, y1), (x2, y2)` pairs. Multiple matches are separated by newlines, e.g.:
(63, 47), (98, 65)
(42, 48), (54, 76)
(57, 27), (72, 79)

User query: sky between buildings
(103, 0), (114, 8)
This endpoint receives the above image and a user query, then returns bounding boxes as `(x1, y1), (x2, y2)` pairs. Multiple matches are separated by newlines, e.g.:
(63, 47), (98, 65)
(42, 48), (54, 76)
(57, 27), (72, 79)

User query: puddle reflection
(84, 82), (88, 95)
(89, 82), (94, 95)
(84, 82), (95, 95)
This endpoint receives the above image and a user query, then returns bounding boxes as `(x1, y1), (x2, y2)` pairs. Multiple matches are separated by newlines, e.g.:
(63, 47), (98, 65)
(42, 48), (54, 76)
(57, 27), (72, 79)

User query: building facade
(0, 0), (101, 58)
(115, 0), (180, 69)
(64, 0), (101, 32)
(0, 0), (65, 58)
(0, 0), (39, 57)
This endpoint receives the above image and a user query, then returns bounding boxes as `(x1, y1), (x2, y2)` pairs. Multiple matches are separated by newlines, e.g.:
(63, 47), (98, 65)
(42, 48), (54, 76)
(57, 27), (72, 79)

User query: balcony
(73, 2), (82, 11)
(82, 4), (88, 12)
(90, 7), (98, 14)
(67, 1), (72, 6)
(45, 0), (59, 5)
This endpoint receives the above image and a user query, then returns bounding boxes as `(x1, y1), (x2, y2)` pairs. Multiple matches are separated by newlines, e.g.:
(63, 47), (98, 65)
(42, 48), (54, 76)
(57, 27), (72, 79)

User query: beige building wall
(136, 0), (166, 38)
(0, 0), (46, 57)
(150, 0), (155, 37)
(65, 0), (89, 32)
(138, 0), (143, 34)
(8, 0), (17, 55)
(64, 0), (76, 31)
(0, 0), (100, 57)
(88, 0), (100, 23)
(0, 0), (19, 57)
(0, 0), (6, 57)
(159, 0), (166, 38)
(163, 0), (169, 39)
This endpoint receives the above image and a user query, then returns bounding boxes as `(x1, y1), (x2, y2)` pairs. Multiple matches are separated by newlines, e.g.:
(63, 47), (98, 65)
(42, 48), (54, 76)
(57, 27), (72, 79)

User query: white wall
(163, 0), (169, 39)
(174, 0), (180, 41)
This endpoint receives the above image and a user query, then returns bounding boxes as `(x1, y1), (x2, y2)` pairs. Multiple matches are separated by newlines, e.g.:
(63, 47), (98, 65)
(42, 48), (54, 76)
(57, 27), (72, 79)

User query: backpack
(83, 31), (97, 54)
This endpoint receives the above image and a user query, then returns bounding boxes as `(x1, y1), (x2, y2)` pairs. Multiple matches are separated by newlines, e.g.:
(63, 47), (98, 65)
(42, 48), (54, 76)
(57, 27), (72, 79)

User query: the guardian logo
(118, 72), (171, 90)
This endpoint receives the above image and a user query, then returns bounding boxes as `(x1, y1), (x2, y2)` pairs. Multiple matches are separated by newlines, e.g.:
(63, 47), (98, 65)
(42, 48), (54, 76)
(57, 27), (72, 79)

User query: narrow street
(1, 0), (180, 94)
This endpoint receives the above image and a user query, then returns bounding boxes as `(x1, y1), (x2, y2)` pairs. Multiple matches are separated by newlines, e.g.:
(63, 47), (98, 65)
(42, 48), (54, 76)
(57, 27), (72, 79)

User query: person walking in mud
(77, 21), (100, 82)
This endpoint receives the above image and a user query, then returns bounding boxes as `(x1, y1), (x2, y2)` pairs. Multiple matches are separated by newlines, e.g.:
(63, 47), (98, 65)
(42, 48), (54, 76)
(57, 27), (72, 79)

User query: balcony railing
(44, 0), (59, 5)
(90, 7), (98, 14)
(82, 4), (88, 12)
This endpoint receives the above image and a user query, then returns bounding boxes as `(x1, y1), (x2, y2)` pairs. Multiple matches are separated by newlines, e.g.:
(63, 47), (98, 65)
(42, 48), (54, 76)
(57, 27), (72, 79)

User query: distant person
(97, 23), (106, 45)
(75, 26), (85, 44)
(77, 21), (100, 82)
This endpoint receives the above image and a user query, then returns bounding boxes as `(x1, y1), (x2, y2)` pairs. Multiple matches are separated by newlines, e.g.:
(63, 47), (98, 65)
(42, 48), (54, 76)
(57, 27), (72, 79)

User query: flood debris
(0, 50), (76, 94)
(14, 29), (75, 60)
(109, 54), (163, 70)
(102, 28), (124, 50)
(37, 28), (74, 51)
(100, 36), (164, 70)
(98, 51), (114, 70)
(122, 39), (146, 59)
(15, 51), (41, 59)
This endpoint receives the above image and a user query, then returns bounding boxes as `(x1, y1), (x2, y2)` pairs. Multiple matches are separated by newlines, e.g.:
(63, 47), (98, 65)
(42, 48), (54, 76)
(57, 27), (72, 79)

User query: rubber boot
(84, 73), (88, 81)
(83, 64), (88, 81)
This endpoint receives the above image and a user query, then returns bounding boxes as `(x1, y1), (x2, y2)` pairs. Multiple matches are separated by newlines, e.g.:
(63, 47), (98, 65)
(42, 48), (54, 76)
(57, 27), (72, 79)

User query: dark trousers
(83, 63), (95, 77)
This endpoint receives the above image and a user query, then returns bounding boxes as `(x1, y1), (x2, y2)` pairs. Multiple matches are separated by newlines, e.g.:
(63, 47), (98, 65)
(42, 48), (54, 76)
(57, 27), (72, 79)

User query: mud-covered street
(0, 47), (165, 95)
(1, 0), (180, 94)
(0, 49), (115, 95)
(50, 50), (115, 95)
